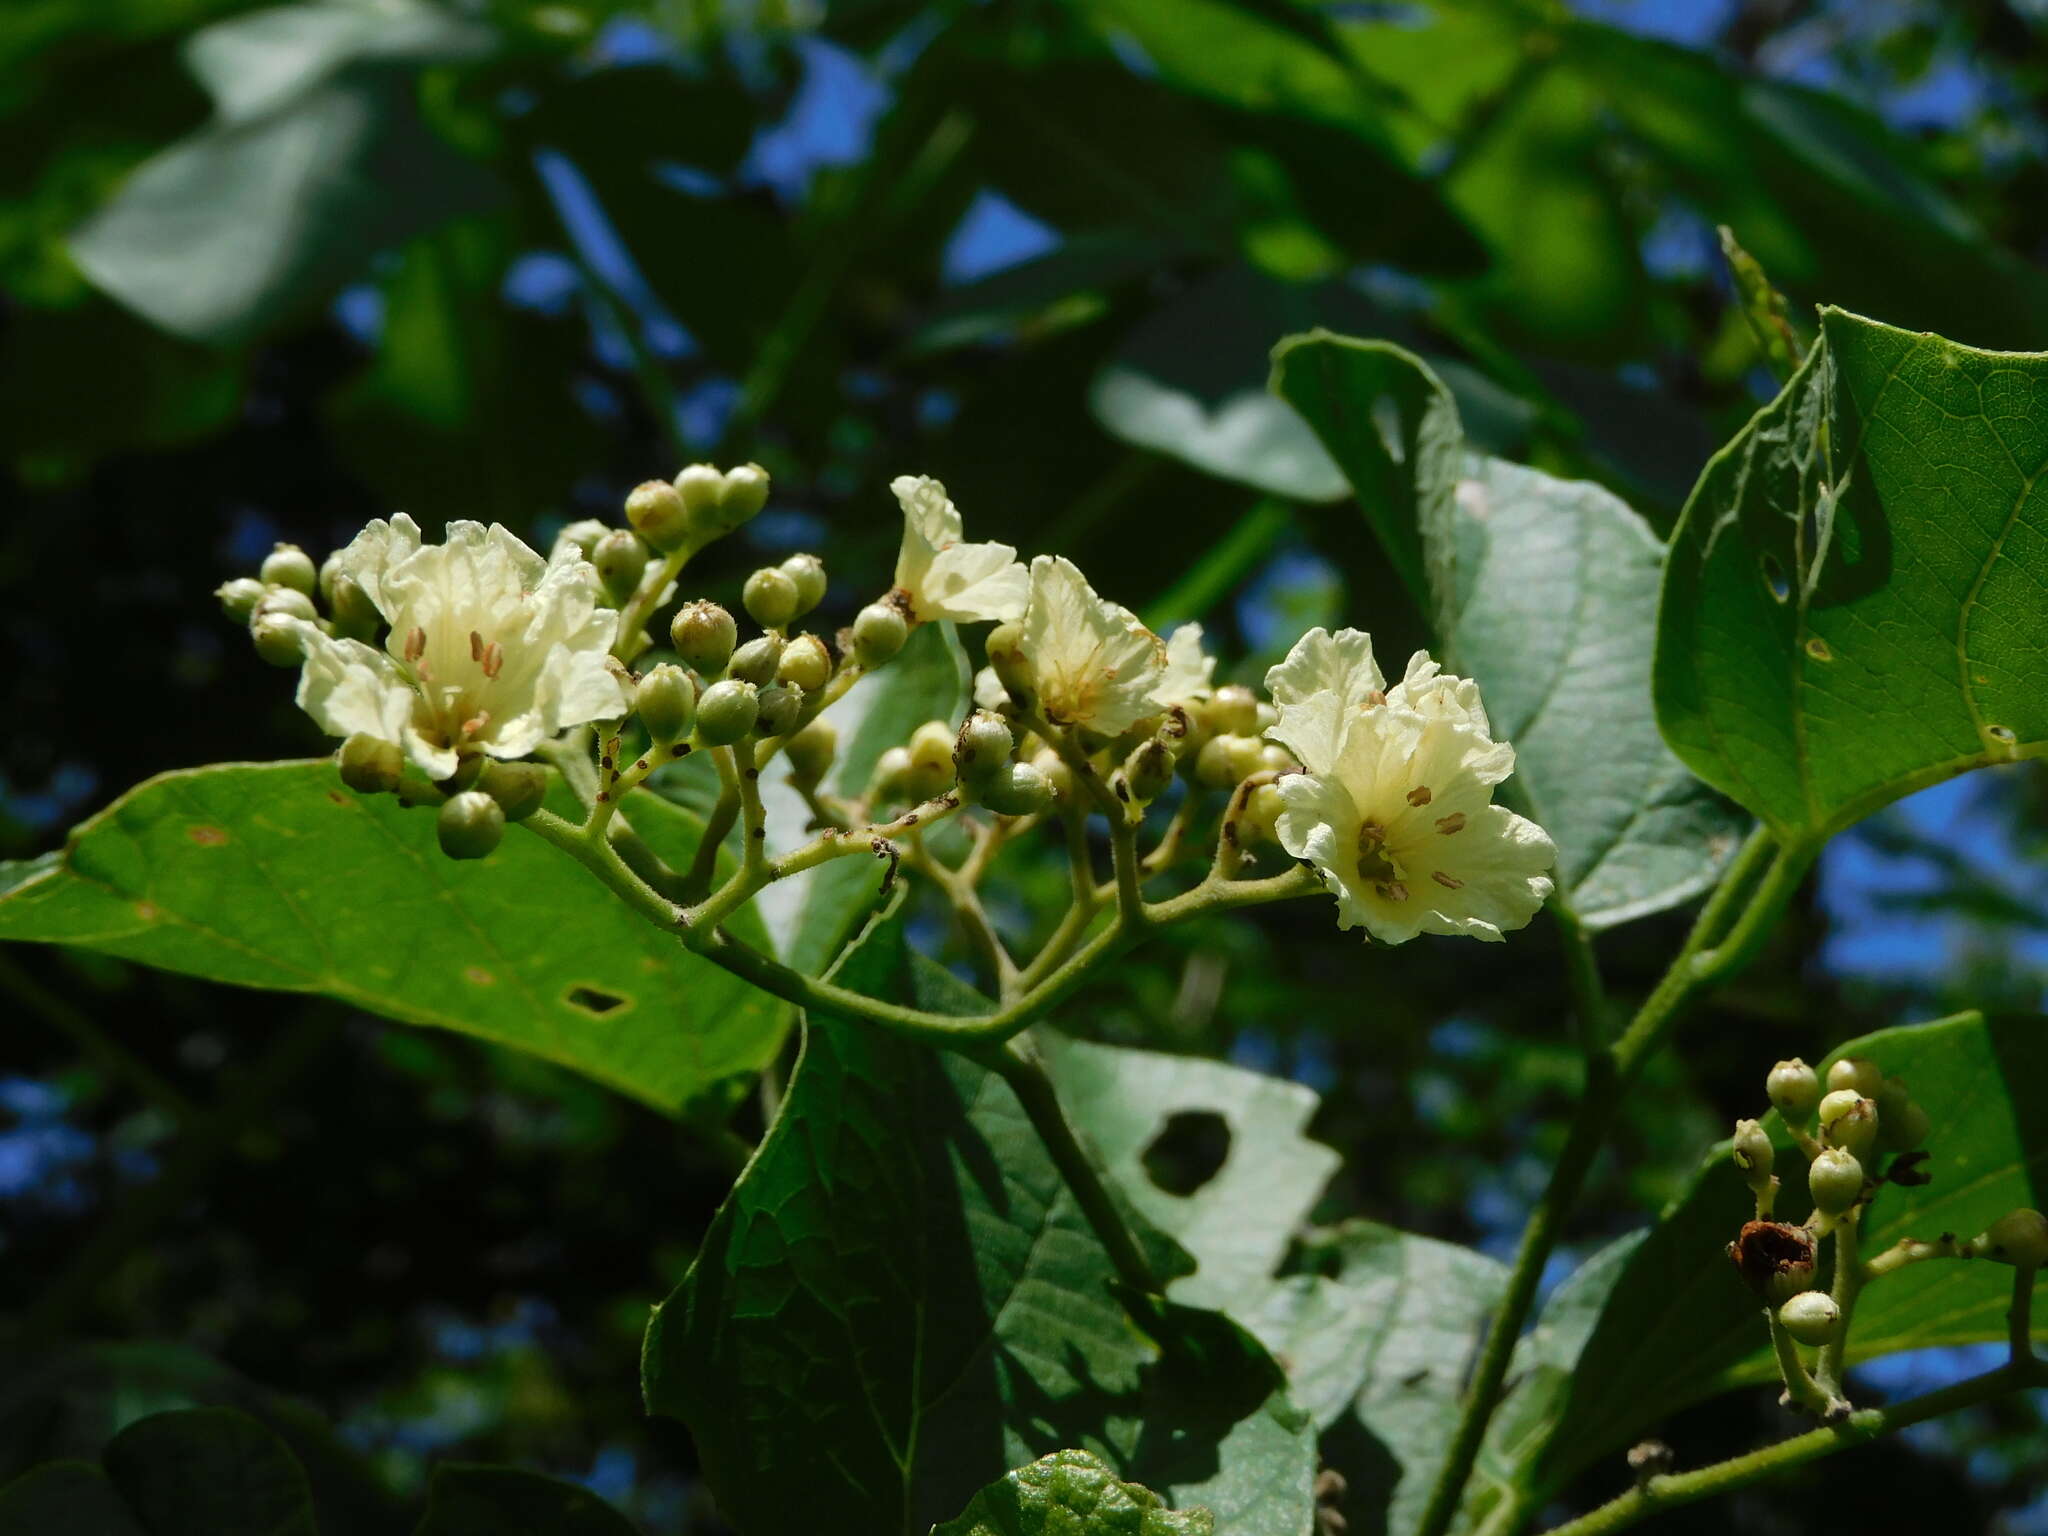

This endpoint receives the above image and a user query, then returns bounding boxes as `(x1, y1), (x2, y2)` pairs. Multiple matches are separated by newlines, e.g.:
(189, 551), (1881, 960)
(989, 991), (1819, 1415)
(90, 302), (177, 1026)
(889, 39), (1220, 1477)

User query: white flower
(1019, 556), (1166, 736)
(890, 475), (1029, 624)
(1266, 627), (1388, 777)
(973, 665), (1009, 713)
(292, 515), (628, 780)
(1150, 622), (1216, 709)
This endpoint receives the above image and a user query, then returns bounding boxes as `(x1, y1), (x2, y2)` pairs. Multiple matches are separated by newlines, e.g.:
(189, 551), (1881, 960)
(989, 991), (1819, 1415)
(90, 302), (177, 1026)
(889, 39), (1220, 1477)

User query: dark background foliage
(3, 0), (2046, 1528)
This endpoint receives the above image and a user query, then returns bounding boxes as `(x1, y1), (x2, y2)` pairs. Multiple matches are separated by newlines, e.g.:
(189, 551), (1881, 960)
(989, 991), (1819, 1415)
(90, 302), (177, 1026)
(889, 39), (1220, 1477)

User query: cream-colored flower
(1019, 556), (1166, 736)
(293, 515), (628, 780)
(1150, 622), (1216, 709)
(890, 475), (1028, 624)
(1266, 627), (1388, 777)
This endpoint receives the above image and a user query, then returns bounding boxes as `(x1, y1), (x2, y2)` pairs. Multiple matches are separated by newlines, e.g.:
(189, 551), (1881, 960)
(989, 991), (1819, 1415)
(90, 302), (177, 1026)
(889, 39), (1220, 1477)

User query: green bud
(719, 463), (770, 526)
(1818, 1090), (1878, 1158)
(905, 720), (958, 802)
(1827, 1057), (1885, 1099)
(1206, 683), (1259, 738)
(1196, 733), (1264, 791)
(1879, 1099), (1932, 1154)
(954, 711), (1015, 783)
(985, 621), (1032, 706)
(1965, 1208), (2048, 1267)
(1239, 781), (1285, 845)
(260, 542), (318, 595)
(324, 569), (380, 638)
(1259, 742), (1297, 773)
(254, 587), (318, 625)
(551, 518), (611, 561)
(780, 553), (827, 617)
(478, 760), (547, 823)
(217, 577), (267, 624)
(852, 602), (910, 669)
(785, 719), (838, 789)
(979, 760), (1053, 817)
(593, 529), (650, 606)
(437, 790), (506, 859)
(1732, 1119), (1774, 1180)
(250, 611), (306, 667)
(777, 633), (833, 693)
(744, 567), (802, 629)
(673, 463), (726, 520)
(1122, 738), (1174, 804)
(755, 682), (804, 738)
(729, 634), (786, 688)
(670, 601), (738, 674)
(870, 745), (913, 801)
(440, 754), (485, 791)
(1808, 1146), (1865, 1216)
(337, 733), (402, 795)
(1766, 1058), (1821, 1120)
(1777, 1290), (1841, 1347)
(626, 478), (692, 552)
(1031, 748), (1073, 805)
(695, 679), (760, 745)
(1873, 1073), (1912, 1124)
(636, 663), (699, 744)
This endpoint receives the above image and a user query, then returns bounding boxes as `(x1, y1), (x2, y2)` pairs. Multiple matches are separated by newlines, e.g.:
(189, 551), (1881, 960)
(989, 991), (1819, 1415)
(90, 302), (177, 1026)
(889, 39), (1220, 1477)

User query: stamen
(1375, 880), (1410, 902)
(1433, 870), (1464, 890)
(481, 641), (504, 679)
(1436, 812), (1467, 835)
(404, 626), (427, 663)
(460, 710), (491, 738)
(469, 630), (483, 661)
(1365, 688), (1387, 708)
(1407, 785), (1433, 807)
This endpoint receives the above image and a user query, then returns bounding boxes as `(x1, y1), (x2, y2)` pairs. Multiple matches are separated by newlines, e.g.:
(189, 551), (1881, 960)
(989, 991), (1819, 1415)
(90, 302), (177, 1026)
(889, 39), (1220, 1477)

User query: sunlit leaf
(931, 1449), (1212, 1536)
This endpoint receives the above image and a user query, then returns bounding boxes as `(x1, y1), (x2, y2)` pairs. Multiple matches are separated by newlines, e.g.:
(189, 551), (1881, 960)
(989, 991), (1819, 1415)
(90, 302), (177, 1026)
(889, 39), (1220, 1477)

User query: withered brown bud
(1728, 1219), (1817, 1305)
(1626, 1440), (1674, 1487)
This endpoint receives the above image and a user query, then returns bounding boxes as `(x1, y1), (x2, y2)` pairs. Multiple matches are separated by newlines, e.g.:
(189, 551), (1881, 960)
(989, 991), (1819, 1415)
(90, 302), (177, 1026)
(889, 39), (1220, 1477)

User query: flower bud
(905, 720), (958, 802)
(1196, 733), (1264, 791)
(1259, 742), (1297, 773)
(1239, 781), (1285, 845)
(755, 682), (804, 738)
(437, 790), (505, 860)
(1732, 1119), (1774, 1180)
(671, 601), (738, 674)
(785, 719), (838, 789)
(1808, 1147), (1865, 1217)
(593, 529), (650, 606)
(1827, 1057), (1885, 1099)
(1818, 1090), (1879, 1158)
(337, 733), (402, 795)
(250, 611), (306, 667)
(719, 463), (770, 525)
(1778, 1290), (1841, 1347)
(1878, 1099), (1931, 1154)
(777, 633), (833, 694)
(979, 760), (1053, 817)
(780, 553), (827, 617)
(1766, 1058), (1821, 1120)
(1031, 747), (1073, 805)
(744, 566), (802, 629)
(729, 634), (786, 688)
(1965, 1209), (2048, 1267)
(478, 760), (547, 823)
(324, 569), (380, 638)
(985, 621), (1033, 706)
(551, 518), (611, 561)
(1729, 1219), (1817, 1305)
(260, 542), (318, 595)
(1206, 684), (1259, 738)
(626, 478), (692, 552)
(217, 577), (267, 624)
(1122, 738), (1174, 804)
(254, 587), (318, 625)
(852, 602), (909, 669)
(870, 745), (912, 800)
(636, 663), (699, 744)
(695, 679), (760, 745)
(954, 711), (1015, 783)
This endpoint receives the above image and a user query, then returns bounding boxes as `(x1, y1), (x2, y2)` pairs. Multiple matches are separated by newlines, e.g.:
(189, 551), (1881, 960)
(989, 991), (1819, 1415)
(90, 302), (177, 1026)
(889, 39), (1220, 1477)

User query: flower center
(1355, 820), (1409, 903)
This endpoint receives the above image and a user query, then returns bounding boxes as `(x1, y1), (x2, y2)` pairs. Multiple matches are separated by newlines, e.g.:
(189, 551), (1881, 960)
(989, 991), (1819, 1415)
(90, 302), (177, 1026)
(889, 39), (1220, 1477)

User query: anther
(1407, 786), (1433, 806)
(1436, 812), (1467, 835)
(1432, 870), (1464, 890)
(404, 626), (427, 663)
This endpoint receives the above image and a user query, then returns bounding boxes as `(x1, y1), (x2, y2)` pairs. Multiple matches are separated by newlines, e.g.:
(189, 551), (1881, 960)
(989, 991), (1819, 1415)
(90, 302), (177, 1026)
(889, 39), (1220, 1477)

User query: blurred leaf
(1274, 332), (1744, 928)
(1657, 309), (2048, 839)
(413, 1465), (641, 1535)
(102, 1407), (315, 1536)
(0, 762), (787, 1115)
(642, 911), (1317, 1536)
(931, 1449), (1213, 1536)
(69, 1), (500, 344)
(910, 229), (1183, 358)
(0, 1462), (144, 1536)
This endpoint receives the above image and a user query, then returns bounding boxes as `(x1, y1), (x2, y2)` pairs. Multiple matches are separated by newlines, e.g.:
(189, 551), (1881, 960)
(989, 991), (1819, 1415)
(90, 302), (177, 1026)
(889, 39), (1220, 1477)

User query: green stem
(1551, 900), (1609, 1057)
(1768, 1309), (1833, 1415)
(1816, 1211), (1862, 1397)
(682, 747), (742, 902)
(1538, 1359), (2048, 1536)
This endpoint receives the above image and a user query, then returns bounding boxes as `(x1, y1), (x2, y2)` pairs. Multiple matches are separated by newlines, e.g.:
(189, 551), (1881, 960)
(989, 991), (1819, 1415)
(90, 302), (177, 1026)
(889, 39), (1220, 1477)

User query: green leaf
(1527, 1011), (2048, 1501)
(0, 1462), (145, 1536)
(413, 1465), (641, 1535)
(642, 912), (1316, 1536)
(1656, 309), (2048, 838)
(931, 1449), (1213, 1536)
(1273, 331), (1745, 928)
(0, 762), (787, 1116)
(102, 1408), (315, 1536)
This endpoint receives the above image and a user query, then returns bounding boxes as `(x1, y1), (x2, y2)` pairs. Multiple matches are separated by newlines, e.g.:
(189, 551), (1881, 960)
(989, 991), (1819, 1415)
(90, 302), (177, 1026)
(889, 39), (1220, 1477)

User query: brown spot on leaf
(465, 966), (496, 986)
(187, 825), (229, 847)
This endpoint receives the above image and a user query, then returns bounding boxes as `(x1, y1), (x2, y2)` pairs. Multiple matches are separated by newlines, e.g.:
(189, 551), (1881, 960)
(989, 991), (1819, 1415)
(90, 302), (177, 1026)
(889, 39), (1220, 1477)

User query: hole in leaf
(1142, 1110), (1232, 1197)
(564, 985), (628, 1017)
(1804, 636), (1833, 662)
(1760, 554), (1790, 603)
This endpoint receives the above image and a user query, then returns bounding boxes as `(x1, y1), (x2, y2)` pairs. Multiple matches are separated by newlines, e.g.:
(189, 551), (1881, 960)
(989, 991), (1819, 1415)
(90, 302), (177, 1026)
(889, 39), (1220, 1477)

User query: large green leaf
(1273, 332), (1744, 928)
(1657, 309), (2048, 838)
(413, 1465), (640, 1535)
(1527, 1012), (2048, 1501)
(641, 912), (1316, 1536)
(931, 1449), (1213, 1536)
(0, 1463), (144, 1536)
(102, 1408), (316, 1536)
(0, 762), (787, 1115)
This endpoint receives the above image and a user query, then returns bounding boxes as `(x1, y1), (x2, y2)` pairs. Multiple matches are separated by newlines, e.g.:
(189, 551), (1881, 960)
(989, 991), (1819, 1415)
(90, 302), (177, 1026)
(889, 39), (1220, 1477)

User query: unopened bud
(593, 529), (650, 605)
(1196, 733), (1264, 790)
(626, 478), (692, 551)
(337, 733), (402, 795)
(954, 711), (1015, 783)
(905, 720), (957, 801)
(1240, 781), (1285, 845)
(778, 633), (833, 693)
(478, 760), (547, 823)
(1732, 1119), (1774, 1181)
(744, 566), (801, 629)
(1729, 1219), (1817, 1305)
(250, 611), (306, 667)
(1879, 1099), (1931, 1154)
(1206, 684), (1259, 738)
(1031, 748), (1073, 805)
(636, 664), (699, 744)
(1766, 1058), (1821, 1120)
(719, 463), (770, 525)
(979, 760), (1053, 817)
(985, 621), (1032, 706)
(260, 542), (318, 595)
(324, 570), (379, 638)
(217, 577), (267, 624)
(437, 790), (505, 860)
(729, 634), (786, 688)
(254, 587), (318, 625)
(674, 463), (726, 528)
(1123, 738), (1174, 804)
(755, 682), (804, 738)
(551, 518), (611, 561)
(1778, 1290), (1841, 1346)
(871, 746), (912, 800)
(780, 553), (827, 617)
(695, 679), (760, 745)
(785, 719), (838, 789)
(1808, 1147), (1865, 1216)
(1966, 1209), (2048, 1267)
(1818, 1090), (1878, 1158)
(852, 602), (909, 668)
(671, 601), (737, 674)
(1827, 1057), (1885, 1099)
